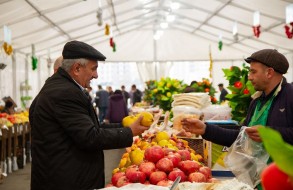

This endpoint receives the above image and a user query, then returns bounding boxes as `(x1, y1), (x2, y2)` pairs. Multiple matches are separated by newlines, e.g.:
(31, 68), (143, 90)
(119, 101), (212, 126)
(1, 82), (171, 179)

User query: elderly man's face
(77, 60), (98, 88)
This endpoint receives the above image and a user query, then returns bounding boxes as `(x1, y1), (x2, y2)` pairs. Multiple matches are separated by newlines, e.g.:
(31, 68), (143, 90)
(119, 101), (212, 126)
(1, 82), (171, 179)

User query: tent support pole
(12, 53), (17, 103)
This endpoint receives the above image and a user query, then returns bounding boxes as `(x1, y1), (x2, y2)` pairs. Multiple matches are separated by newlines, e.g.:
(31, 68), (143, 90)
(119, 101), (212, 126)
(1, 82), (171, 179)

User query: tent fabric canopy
(0, 0), (293, 108)
(0, 0), (293, 62)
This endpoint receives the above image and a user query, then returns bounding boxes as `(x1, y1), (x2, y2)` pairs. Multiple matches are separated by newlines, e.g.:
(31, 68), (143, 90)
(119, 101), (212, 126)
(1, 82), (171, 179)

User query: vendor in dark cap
(180, 49), (293, 189)
(29, 40), (149, 190)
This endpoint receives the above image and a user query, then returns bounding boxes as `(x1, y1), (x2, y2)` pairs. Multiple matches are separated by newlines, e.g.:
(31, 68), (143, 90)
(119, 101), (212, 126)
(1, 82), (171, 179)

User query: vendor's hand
(245, 125), (262, 142)
(181, 118), (206, 135)
(129, 116), (149, 136)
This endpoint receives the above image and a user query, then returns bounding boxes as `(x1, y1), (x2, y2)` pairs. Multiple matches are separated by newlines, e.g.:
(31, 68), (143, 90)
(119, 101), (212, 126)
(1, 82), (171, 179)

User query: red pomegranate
(199, 166), (212, 179)
(111, 172), (126, 186)
(177, 150), (191, 161)
(157, 179), (173, 187)
(156, 158), (174, 173)
(139, 162), (156, 177)
(167, 152), (181, 168)
(125, 167), (146, 183)
(149, 171), (167, 185)
(144, 146), (165, 163)
(188, 172), (207, 183)
(168, 168), (186, 182)
(178, 160), (201, 175)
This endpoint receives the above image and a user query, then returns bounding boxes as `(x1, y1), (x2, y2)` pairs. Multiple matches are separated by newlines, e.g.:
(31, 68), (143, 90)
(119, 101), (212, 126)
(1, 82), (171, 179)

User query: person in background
(218, 83), (228, 103)
(131, 84), (142, 106)
(53, 56), (63, 73)
(104, 90), (128, 123)
(106, 86), (114, 96)
(96, 85), (109, 122)
(86, 86), (94, 103)
(29, 40), (149, 190)
(121, 85), (130, 106)
(183, 80), (197, 93)
(2, 99), (16, 115)
(181, 49), (293, 190)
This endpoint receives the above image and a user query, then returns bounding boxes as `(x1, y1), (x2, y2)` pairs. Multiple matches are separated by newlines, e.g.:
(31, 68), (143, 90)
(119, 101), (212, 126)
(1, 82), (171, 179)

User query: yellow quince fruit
(156, 131), (170, 142)
(122, 115), (138, 127)
(136, 111), (154, 127)
(129, 149), (144, 165)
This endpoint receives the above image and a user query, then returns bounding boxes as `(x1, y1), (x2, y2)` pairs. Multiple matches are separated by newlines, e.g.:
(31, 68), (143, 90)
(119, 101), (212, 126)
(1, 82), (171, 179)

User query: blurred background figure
(131, 84), (142, 106)
(218, 83), (228, 103)
(95, 85), (109, 122)
(121, 85), (130, 107)
(53, 56), (63, 73)
(104, 90), (128, 124)
(106, 86), (114, 96)
(1, 97), (17, 114)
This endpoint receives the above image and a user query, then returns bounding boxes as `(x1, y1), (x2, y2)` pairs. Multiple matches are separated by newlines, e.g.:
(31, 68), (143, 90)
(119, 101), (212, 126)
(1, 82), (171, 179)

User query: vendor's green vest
(248, 95), (275, 190)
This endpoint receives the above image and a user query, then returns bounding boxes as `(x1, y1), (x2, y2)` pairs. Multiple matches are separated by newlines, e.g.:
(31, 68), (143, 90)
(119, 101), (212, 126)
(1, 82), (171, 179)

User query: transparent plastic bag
(224, 126), (269, 188)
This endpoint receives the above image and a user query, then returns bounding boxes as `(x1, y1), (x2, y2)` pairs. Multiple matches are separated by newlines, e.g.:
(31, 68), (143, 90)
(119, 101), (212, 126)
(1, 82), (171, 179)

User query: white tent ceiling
(0, 0), (293, 62)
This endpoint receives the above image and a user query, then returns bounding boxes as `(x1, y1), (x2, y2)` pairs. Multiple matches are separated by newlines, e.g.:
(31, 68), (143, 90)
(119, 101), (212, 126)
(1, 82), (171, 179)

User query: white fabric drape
(136, 62), (156, 82)
(156, 61), (172, 79)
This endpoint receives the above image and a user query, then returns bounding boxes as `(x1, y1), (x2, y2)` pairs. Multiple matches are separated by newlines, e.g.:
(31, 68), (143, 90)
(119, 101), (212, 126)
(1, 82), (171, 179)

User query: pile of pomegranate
(108, 132), (216, 188)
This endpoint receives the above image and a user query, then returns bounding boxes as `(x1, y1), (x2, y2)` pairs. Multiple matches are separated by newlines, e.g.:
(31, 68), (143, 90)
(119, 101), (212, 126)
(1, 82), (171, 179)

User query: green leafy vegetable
(258, 127), (293, 177)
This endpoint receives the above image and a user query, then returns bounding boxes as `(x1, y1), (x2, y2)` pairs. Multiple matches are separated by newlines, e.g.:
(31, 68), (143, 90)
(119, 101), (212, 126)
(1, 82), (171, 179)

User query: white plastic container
(202, 105), (232, 120)
(172, 105), (202, 118)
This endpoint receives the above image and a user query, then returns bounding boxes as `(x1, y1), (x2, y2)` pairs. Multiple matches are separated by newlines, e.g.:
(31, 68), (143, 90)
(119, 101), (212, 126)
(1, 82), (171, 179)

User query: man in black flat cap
(180, 49), (293, 189)
(29, 41), (149, 190)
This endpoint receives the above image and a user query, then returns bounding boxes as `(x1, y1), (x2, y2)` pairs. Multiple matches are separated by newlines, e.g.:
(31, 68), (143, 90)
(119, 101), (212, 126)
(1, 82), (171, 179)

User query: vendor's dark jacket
(29, 68), (133, 190)
(203, 77), (293, 146)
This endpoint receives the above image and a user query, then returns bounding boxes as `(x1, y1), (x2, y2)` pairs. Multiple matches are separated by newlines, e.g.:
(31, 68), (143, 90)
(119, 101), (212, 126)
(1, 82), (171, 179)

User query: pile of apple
(109, 132), (216, 188)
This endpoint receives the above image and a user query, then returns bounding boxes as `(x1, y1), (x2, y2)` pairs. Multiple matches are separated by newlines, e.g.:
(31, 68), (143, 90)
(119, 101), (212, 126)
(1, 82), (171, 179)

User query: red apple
(261, 162), (293, 190)
(139, 162), (156, 177)
(168, 168), (186, 182)
(149, 171), (167, 185)
(144, 146), (165, 163)
(167, 153), (181, 168)
(199, 166), (212, 179)
(188, 172), (207, 183)
(157, 179), (173, 187)
(178, 160), (201, 175)
(177, 150), (191, 161)
(156, 158), (174, 173)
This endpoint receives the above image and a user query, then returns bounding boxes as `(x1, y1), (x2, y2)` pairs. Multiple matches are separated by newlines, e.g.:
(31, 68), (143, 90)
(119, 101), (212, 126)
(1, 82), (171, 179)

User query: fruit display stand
(0, 122), (31, 184)
(104, 148), (126, 184)
(0, 126), (8, 183)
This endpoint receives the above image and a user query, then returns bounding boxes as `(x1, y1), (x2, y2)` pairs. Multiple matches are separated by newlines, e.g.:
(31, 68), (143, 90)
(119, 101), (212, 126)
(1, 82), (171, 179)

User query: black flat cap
(245, 49), (289, 74)
(62, 40), (106, 61)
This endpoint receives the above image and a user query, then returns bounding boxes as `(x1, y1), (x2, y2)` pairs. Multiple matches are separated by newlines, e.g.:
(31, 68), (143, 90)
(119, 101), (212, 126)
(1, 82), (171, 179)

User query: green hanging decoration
(112, 42), (116, 52)
(218, 40), (223, 51)
(31, 44), (38, 70)
(32, 56), (38, 70)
